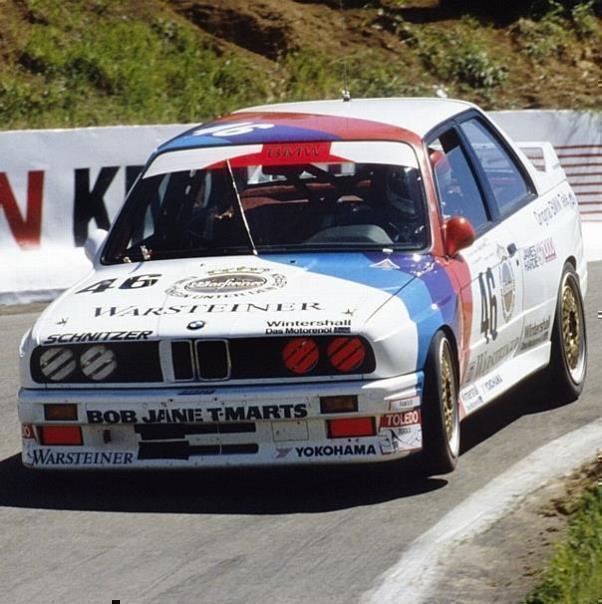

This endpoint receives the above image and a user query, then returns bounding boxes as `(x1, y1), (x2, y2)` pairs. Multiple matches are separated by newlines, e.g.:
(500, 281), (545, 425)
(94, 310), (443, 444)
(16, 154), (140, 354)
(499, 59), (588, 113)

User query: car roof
(237, 97), (477, 137)
(158, 97), (478, 153)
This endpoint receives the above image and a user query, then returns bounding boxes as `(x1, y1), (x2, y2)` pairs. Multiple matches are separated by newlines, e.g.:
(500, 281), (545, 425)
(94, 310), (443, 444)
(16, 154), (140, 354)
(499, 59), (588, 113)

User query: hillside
(0, 0), (600, 129)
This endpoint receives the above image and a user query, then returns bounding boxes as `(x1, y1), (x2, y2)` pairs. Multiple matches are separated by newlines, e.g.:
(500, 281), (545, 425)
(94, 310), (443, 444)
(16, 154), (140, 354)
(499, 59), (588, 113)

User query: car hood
(33, 252), (436, 344)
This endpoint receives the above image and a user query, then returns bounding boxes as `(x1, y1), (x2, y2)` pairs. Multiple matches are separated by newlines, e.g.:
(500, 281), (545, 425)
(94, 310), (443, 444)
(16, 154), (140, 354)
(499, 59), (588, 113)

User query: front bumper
(18, 374), (423, 469)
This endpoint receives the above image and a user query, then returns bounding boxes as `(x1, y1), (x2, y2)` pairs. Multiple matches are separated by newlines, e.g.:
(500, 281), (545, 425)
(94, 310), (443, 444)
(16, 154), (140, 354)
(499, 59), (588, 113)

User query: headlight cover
(31, 342), (162, 383)
(39, 347), (77, 382)
(80, 345), (117, 381)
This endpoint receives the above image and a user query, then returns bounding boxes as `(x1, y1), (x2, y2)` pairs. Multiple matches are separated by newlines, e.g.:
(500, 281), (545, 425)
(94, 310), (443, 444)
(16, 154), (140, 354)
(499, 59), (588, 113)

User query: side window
(429, 128), (490, 231)
(460, 118), (532, 215)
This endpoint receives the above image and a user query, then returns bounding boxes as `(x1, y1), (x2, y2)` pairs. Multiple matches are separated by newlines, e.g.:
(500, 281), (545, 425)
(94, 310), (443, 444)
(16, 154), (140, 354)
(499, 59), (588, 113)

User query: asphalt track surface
(1, 265), (601, 604)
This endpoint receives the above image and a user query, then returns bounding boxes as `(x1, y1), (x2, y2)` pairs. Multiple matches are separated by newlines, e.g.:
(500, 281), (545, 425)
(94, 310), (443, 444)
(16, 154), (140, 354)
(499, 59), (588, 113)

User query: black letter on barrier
(73, 167), (119, 246)
(126, 165), (143, 195)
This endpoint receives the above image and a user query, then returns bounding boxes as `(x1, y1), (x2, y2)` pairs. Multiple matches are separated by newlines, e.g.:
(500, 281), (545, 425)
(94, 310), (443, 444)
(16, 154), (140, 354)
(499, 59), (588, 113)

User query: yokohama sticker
(295, 444), (377, 458)
(165, 267), (287, 300)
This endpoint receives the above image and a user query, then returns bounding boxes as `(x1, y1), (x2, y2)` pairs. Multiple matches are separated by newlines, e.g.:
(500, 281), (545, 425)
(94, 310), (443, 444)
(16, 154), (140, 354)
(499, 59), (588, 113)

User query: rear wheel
(421, 331), (460, 475)
(542, 263), (587, 404)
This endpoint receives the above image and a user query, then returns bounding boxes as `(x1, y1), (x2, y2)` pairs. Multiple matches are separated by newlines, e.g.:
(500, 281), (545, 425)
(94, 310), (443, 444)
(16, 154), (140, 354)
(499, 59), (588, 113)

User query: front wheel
(421, 331), (460, 475)
(543, 263), (587, 404)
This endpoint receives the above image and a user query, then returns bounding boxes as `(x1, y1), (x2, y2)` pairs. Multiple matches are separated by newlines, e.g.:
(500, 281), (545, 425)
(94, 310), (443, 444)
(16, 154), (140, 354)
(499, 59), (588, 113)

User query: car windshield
(104, 141), (427, 262)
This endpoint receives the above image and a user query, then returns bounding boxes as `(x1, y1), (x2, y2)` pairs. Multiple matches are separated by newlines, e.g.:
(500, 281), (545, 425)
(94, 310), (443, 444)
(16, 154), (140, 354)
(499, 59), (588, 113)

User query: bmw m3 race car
(18, 98), (587, 473)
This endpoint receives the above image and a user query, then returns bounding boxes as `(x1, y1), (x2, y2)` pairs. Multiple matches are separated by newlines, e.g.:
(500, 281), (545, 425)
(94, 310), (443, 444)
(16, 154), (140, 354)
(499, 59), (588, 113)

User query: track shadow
(0, 360), (585, 515)
(459, 376), (579, 455)
(0, 453), (446, 515)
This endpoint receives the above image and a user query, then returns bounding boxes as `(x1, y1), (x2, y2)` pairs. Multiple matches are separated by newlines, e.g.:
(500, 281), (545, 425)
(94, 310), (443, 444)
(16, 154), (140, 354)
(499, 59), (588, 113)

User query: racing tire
(420, 331), (460, 475)
(541, 262), (587, 405)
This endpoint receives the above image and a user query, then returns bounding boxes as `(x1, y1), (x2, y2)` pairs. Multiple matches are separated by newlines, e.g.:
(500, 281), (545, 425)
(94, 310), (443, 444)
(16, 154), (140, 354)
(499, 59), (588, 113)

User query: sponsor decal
(370, 258), (400, 270)
(275, 447), (293, 459)
(295, 444), (377, 458)
(466, 337), (521, 382)
(533, 191), (577, 227)
(94, 302), (323, 317)
(379, 410), (421, 429)
(519, 317), (551, 351)
(388, 396), (420, 411)
(500, 260), (515, 322)
(165, 267), (286, 300)
(460, 385), (483, 413)
(378, 426), (421, 455)
(523, 238), (556, 272)
(483, 374), (502, 391)
(43, 330), (152, 344)
(26, 449), (134, 466)
(86, 403), (308, 424)
(265, 319), (351, 335)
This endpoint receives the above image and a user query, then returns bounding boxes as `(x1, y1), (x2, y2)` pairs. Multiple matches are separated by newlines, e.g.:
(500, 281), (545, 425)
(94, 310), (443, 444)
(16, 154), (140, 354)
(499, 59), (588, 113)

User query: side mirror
(84, 228), (108, 263)
(443, 216), (475, 257)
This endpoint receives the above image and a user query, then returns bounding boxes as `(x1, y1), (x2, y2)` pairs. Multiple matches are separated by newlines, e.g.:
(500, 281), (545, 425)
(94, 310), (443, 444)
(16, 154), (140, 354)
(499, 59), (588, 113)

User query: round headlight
(80, 345), (117, 381)
(39, 347), (77, 381)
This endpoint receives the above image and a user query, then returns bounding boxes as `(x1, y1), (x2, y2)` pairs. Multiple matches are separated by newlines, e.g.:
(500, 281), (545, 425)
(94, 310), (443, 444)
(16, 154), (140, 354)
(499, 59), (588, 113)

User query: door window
(429, 128), (490, 231)
(460, 118), (533, 215)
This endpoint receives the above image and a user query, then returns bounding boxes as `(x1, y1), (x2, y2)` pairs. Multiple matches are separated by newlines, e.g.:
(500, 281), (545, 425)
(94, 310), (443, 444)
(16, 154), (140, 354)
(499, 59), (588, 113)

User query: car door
(457, 115), (557, 372)
(427, 124), (524, 411)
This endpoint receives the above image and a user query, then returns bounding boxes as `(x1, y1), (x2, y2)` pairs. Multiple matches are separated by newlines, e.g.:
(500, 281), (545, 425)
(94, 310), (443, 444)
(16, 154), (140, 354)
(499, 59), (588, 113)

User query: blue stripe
(267, 252), (450, 369)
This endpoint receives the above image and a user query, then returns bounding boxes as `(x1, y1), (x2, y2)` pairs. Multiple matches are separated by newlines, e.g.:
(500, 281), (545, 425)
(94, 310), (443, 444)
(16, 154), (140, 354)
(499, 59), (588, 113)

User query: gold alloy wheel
(440, 341), (457, 445)
(561, 276), (584, 379)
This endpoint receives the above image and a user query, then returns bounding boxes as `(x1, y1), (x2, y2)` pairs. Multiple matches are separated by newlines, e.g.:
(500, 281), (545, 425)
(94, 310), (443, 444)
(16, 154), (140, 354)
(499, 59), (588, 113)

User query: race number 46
(478, 268), (498, 342)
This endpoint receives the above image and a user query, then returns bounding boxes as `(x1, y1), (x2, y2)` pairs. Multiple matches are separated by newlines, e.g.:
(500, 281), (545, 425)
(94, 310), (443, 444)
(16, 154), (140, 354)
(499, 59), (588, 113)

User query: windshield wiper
(225, 159), (258, 256)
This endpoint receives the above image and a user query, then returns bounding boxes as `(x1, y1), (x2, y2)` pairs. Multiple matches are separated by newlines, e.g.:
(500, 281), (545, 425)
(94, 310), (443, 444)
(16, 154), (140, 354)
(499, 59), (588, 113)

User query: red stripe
(337, 348), (365, 372)
(555, 145), (602, 150)
(560, 162), (602, 168)
(328, 337), (365, 372)
(283, 338), (319, 374)
(558, 153), (602, 159)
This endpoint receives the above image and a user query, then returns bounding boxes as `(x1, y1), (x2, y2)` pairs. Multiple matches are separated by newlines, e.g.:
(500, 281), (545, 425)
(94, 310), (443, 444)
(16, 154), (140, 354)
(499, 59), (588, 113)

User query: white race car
(18, 98), (587, 473)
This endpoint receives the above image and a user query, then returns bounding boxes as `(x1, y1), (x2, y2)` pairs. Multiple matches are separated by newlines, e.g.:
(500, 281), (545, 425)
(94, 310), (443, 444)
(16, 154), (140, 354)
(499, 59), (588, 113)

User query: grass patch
(524, 467), (602, 604)
(0, 0), (267, 128)
(0, 0), (599, 128)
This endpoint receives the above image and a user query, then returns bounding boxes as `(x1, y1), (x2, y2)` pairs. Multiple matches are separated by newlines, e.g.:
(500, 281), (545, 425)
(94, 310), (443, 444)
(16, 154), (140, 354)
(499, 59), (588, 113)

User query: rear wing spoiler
(516, 141), (565, 193)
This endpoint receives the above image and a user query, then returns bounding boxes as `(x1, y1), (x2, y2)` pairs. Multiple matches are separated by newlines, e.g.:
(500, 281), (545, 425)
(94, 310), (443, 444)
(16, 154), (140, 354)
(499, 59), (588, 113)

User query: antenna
(339, 0), (351, 102)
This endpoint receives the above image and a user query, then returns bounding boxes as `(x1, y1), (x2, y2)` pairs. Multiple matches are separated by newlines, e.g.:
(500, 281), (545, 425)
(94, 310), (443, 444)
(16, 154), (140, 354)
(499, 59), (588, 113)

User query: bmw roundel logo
(187, 320), (206, 330)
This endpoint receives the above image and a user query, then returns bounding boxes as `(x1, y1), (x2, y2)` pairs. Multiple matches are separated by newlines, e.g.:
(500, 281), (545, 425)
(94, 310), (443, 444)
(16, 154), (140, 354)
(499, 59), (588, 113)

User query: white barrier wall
(492, 111), (602, 218)
(1, 112), (601, 304)
(0, 125), (186, 304)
